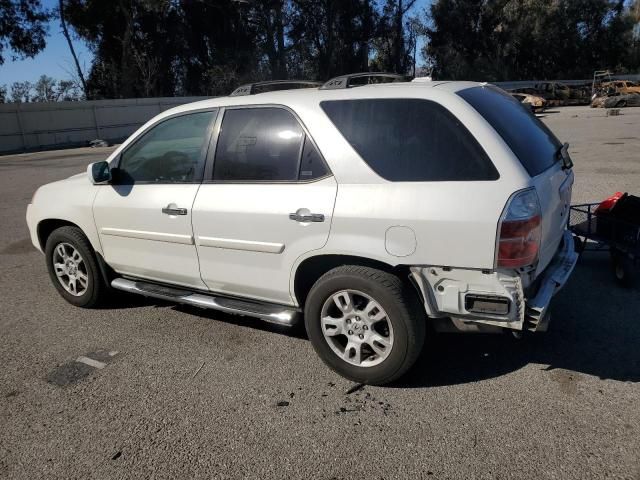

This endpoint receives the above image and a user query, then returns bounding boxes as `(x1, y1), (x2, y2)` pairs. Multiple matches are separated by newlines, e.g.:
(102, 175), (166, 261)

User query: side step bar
(111, 278), (300, 327)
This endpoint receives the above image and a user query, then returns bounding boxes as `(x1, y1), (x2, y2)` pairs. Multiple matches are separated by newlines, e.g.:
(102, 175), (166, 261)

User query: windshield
(457, 85), (562, 177)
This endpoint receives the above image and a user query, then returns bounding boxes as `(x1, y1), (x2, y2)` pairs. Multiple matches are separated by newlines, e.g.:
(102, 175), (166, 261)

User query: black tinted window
(214, 108), (304, 181)
(321, 99), (498, 182)
(119, 111), (215, 183)
(299, 136), (329, 180)
(458, 86), (561, 176)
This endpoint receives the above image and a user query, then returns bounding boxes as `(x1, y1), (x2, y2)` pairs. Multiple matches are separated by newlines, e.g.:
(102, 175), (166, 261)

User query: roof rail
(320, 72), (408, 90)
(229, 80), (322, 97)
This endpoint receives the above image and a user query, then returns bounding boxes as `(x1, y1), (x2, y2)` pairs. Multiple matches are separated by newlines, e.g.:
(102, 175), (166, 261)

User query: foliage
(10, 81), (32, 102)
(0, 0), (49, 65)
(5, 0), (640, 100)
(60, 0), (419, 98)
(6, 77), (82, 103)
(425, 0), (640, 81)
(370, 0), (417, 73)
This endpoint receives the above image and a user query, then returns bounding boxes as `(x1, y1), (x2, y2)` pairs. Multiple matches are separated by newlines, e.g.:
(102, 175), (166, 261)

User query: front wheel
(304, 266), (425, 385)
(45, 226), (108, 307)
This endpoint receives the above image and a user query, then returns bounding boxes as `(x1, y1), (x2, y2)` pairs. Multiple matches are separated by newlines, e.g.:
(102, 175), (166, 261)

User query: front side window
(118, 111), (216, 183)
(214, 108), (305, 181)
(321, 98), (498, 182)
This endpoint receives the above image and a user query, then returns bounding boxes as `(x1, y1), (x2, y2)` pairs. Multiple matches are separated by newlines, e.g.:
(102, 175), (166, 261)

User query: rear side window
(213, 107), (329, 182)
(457, 86), (561, 177)
(299, 135), (328, 180)
(320, 98), (498, 182)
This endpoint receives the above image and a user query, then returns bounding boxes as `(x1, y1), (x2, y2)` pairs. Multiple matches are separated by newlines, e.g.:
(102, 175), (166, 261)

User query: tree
(252, 0), (290, 79)
(0, 84), (6, 103)
(424, 0), (639, 81)
(289, 0), (379, 80)
(64, 0), (183, 98)
(177, 0), (260, 96)
(59, 0), (87, 95)
(33, 75), (57, 102)
(56, 79), (82, 101)
(371, 0), (417, 73)
(0, 0), (50, 65)
(10, 81), (33, 103)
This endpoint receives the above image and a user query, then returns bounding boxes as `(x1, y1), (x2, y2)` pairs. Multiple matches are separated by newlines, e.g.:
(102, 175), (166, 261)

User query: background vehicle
(591, 92), (640, 108)
(510, 92), (547, 112)
(599, 80), (640, 96)
(26, 74), (578, 385)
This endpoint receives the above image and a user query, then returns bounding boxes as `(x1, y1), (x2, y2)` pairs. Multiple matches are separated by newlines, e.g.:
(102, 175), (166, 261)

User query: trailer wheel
(610, 250), (636, 287)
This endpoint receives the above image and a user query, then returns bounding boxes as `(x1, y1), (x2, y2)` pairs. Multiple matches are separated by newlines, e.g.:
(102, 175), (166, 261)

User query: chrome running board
(111, 278), (300, 327)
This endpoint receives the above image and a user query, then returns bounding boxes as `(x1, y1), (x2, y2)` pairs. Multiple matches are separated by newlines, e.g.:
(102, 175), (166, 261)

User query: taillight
(497, 189), (542, 268)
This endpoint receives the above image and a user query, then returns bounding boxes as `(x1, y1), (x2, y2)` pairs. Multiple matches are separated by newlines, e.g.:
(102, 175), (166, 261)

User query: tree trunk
(275, 1), (287, 78)
(59, 0), (88, 97)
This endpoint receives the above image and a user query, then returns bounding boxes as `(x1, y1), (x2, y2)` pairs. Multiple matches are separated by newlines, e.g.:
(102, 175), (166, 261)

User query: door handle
(289, 211), (325, 223)
(162, 203), (188, 216)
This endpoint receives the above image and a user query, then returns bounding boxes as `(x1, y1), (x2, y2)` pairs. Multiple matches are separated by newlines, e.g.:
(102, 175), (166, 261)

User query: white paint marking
(76, 356), (107, 369)
(108, 351), (118, 357)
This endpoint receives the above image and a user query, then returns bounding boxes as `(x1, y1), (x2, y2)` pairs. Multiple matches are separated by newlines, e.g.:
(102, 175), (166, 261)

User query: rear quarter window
(320, 98), (499, 182)
(457, 86), (562, 177)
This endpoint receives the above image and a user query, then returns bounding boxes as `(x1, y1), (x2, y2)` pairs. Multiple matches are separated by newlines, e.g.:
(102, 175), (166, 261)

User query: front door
(192, 106), (337, 305)
(94, 110), (217, 288)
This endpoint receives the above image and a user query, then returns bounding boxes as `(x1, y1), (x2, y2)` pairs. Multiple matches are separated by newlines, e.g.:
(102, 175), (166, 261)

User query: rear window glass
(320, 99), (498, 182)
(457, 86), (561, 177)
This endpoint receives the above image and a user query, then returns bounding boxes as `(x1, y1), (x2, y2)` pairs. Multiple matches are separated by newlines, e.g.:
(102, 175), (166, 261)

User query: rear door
(458, 86), (574, 272)
(192, 106), (337, 305)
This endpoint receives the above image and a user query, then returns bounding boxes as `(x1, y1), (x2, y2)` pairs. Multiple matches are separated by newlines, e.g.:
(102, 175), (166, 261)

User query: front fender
(26, 175), (103, 255)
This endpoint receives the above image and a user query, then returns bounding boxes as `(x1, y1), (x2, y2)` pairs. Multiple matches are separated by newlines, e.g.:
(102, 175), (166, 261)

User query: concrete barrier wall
(2, 74), (639, 155)
(0, 96), (210, 155)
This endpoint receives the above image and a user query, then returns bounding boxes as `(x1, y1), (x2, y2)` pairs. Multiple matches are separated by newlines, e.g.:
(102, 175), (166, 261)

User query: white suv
(26, 74), (578, 385)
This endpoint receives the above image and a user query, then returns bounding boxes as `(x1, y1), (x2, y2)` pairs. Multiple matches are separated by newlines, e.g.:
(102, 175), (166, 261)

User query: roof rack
(229, 80), (322, 97)
(320, 72), (408, 90)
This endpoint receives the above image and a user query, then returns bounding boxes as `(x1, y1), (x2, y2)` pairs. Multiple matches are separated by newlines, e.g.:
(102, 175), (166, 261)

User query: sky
(0, 0), (92, 86)
(0, 0), (431, 87)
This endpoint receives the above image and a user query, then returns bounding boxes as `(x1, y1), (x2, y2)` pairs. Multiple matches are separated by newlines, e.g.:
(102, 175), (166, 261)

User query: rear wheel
(610, 250), (636, 288)
(304, 265), (425, 385)
(45, 226), (108, 307)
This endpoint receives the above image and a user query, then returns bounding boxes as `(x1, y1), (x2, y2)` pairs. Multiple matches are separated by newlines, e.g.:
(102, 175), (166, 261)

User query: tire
(617, 100), (627, 108)
(610, 250), (636, 288)
(45, 226), (108, 308)
(304, 265), (426, 385)
(573, 235), (584, 255)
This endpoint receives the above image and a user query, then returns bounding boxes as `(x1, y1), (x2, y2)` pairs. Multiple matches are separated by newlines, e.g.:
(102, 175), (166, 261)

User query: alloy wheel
(320, 289), (394, 367)
(52, 242), (89, 297)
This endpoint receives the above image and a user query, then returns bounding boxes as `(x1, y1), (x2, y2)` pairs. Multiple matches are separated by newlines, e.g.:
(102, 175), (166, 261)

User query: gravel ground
(0, 107), (639, 480)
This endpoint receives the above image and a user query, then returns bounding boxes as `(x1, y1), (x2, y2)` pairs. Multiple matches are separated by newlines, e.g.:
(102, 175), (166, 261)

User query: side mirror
(88, 161), (112, 184)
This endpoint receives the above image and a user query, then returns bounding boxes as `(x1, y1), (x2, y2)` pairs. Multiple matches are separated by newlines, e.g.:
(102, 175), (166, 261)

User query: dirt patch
(0, 238), (35, 255)
(549, 369), (581, 395)
(46, 361), (95, 387)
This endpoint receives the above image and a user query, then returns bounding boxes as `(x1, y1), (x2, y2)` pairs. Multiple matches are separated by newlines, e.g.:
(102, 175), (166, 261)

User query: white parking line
(76, 356), (107, 369)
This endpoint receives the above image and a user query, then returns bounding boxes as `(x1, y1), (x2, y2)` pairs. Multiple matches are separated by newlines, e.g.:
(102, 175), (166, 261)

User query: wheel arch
(37, 218), (80, 251)
(38, 219), (114, 286)
(292, 254), (411, 307)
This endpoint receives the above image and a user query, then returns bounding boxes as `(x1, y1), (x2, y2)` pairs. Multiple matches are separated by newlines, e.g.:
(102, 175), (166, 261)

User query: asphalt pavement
(0, 107), (639, 479)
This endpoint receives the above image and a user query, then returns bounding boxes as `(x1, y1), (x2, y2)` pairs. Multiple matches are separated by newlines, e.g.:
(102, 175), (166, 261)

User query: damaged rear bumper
(522, 230), (578, 331)
(410, 230), (579, 332)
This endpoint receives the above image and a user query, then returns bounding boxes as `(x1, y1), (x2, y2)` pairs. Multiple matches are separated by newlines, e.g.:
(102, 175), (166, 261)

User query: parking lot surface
(1, 107), (639, 479)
